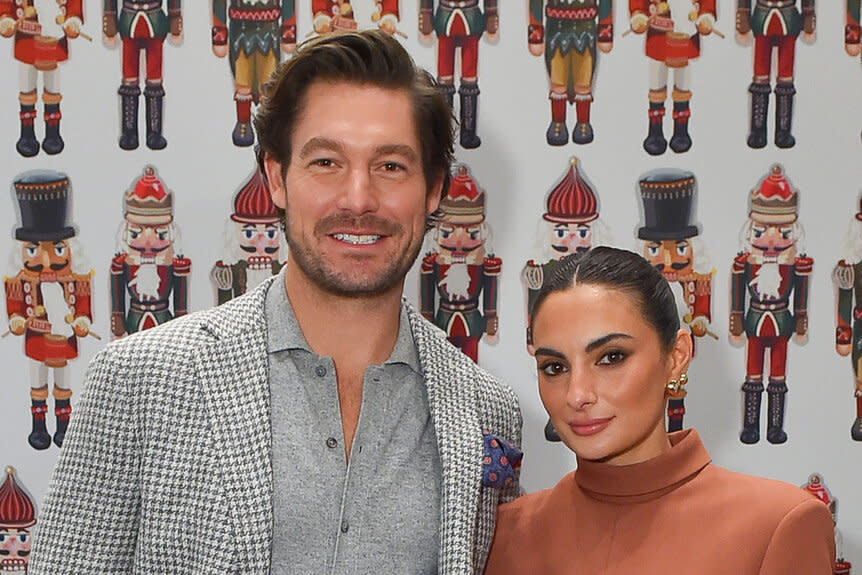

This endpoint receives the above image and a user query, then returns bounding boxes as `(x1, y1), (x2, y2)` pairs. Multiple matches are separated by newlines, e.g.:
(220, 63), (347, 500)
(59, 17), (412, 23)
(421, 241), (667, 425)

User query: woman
(485, 246), (834, 574)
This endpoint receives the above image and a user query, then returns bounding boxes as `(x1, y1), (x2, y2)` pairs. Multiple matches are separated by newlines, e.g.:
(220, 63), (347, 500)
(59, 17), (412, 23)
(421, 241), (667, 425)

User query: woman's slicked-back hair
(530, 246), (681, 352)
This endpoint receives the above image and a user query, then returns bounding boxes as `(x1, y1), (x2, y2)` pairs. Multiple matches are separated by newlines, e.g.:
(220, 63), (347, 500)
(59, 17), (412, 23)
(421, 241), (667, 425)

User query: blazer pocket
(481, 431), (523, 489)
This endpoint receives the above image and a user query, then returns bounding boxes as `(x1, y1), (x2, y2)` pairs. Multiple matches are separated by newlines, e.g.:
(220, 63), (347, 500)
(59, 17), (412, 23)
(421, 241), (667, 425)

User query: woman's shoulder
(496, 470), (578, 529)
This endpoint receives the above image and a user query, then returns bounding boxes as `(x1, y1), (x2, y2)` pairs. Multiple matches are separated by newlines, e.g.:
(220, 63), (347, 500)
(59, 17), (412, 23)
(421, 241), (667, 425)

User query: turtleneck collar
(574, 429), (712, 504)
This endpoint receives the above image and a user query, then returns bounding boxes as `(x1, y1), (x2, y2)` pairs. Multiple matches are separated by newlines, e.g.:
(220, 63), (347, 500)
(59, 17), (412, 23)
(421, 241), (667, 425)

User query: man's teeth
(332, 233), (381, 245)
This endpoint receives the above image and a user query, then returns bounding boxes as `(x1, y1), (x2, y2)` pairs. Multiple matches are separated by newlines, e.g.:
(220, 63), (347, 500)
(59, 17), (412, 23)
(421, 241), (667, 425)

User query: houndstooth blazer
(29, 276), (522, 575)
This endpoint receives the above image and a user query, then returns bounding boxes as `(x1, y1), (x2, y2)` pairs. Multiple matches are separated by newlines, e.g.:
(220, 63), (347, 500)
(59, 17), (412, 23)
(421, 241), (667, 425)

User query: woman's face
(532, 283), (691, 466)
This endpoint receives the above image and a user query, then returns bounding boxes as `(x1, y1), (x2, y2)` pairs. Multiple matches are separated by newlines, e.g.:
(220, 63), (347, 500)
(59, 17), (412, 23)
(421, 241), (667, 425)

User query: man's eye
(597, 351), (625, 365)
(540, 362), (567, 376)
(383, 161), (404, 172)
(312, 158), (333, 167)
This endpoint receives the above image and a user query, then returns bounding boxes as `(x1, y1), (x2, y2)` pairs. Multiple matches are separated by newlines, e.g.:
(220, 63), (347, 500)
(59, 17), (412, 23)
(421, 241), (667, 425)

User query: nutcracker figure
(831, 201), (862, 441)
(4, 171), (93, 450)
(847, 1), (861, 141)
(731, 164), (811, 445)
(110, 166), (189, 337)
(802, 474), (852, 575)
(211, 169), (285, 305)
(420, 164), (500, 362)
(419, 0), (497, 149)
(212, 0), (295, 147)
(737, 0), (814, 149)
(528, 0), (613, 145)
(104, 0), (181, 150)
(312, 0), (400, 35)
(0, 0), (83, 156)
(0, 467), (36, 574)
(638, 169), (714, 432)
(629, 0), (715, 155)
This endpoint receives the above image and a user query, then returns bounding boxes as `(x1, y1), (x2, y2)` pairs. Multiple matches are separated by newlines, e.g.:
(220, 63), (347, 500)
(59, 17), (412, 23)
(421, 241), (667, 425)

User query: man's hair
(254, 29), (455, 222)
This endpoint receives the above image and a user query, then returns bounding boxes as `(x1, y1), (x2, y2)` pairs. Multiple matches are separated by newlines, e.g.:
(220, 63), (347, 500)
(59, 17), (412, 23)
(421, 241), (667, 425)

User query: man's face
(437, 221), (484, 261)
(22, 240), (71, 274)
(550, 223), (592, 256)
(643, 239), (693, 281)
(0, 527), (31, 572)
(125, 221), (172, 256)
(238, 222), (280, 259)
(265, 81), (441, 298)
(748, 220), (795, 257)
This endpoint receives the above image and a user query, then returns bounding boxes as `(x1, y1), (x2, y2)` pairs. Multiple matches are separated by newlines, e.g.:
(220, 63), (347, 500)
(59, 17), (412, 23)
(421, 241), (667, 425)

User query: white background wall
(1, 0), (860, 566)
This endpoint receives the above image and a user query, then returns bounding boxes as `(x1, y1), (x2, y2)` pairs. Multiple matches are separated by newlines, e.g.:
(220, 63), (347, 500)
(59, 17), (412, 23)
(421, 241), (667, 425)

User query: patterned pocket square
(482, 431), (523, 489)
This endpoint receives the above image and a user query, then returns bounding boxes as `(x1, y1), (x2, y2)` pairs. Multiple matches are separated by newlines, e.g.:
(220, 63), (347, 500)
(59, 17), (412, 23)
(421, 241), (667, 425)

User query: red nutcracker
(103, 0), (181, 150)
(110, 166), (189, 337)
(419, 0), (497, 149)
(802, 474), (852, 575)
(730, 164), (811, 445)
(311, 0), (399, 34)
(421, 164), (500, 362)
(737, 0), (814, 149)
(0, 467), (36, 574)
(0, 0), (83, 156)
(629, 0), (716, 155)
(847, 0), (861, 141)
(4, 171), (93, 450)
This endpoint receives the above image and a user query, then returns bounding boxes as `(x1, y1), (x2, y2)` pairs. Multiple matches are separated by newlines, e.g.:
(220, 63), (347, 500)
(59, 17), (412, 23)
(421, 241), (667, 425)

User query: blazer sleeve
(29, 347), (141, 574)
(759, 498), (835, 575)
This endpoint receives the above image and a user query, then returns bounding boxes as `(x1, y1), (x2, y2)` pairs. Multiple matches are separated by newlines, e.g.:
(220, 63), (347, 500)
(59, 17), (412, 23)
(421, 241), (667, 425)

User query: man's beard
(284, 212), (421, 298)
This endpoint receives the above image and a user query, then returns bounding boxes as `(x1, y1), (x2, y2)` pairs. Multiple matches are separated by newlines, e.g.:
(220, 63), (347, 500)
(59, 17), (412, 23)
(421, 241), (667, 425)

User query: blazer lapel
(197, 280), (275, 573)
(407, 303), (483, 573)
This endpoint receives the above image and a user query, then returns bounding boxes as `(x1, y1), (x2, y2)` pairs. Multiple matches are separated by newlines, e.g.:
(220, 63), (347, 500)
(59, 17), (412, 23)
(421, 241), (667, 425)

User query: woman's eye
(598, 351), (625, 365)
(540, 362), (567, 376)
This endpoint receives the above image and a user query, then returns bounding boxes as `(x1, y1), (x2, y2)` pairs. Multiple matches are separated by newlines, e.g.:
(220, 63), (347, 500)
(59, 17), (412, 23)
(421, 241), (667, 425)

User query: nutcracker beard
(129, 262), (163, 301)
(246, 263), (273, 291)
(40, 282), (74, 338)
(439, 261), (471, 300)
(750, 261), (782, 299)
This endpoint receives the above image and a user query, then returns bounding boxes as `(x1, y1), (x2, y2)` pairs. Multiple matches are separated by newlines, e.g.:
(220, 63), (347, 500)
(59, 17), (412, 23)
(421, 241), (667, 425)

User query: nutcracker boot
(667, 398), (685, 432)
(145, 83), (167, 150)
(458, 81), (481, 149)
(766, 380), (788, 444)
(53, 388), (73, 448)
(16, 92), (39, 157)
(643, 91), (667, 155)
(573, 93), (594, 144)
(774, 81), (796, 149)
(852, 392), (862, 441)
(42, 92), (64, 155)
(232, 91), (255, 147)
(546, 91), (568, 146)
(28, 386), (51, 451)
(740, 380), (763, 444)
(118, 83), (141, 150)
(438, 81), (455, 110)
(544, 418), (561, 442)
(746, 81), (770, 149)
(669, 90), (692, 153)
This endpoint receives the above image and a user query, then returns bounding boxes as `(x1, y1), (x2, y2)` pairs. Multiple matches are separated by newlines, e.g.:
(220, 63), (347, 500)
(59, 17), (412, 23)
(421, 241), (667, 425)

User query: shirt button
(326, 437), (338, 449)
(341, 520), (349, 534)
(315, 365), (327, 377)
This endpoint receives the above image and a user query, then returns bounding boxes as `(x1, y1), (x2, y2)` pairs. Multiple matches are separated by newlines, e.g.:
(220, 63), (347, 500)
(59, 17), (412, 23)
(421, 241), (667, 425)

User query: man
(30, 30), (522, 574)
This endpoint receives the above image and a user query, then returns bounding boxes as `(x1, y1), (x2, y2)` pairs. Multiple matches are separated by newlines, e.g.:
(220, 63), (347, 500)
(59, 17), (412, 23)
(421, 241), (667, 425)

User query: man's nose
(338, 167), (379, 214)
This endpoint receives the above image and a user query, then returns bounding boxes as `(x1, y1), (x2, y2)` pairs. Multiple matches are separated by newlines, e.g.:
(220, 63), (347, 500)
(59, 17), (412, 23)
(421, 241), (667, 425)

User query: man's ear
(426, 176), (443, 217)
(263, 154), (286, 209)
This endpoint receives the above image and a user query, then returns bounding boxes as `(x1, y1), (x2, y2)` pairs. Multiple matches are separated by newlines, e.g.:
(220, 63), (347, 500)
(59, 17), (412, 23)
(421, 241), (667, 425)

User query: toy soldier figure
(312, 0), (400, 35)
(421, 164), (500, 362)
(832, 200), (862, 442)
(4, 171), (93, 450)
(211, 169), (284, 305)
(0, 0), (82, 156)
(731, 164), (811, 445)
(528, 0), (612, 145)
(802, 474), (853, 575)
(737, 0), (814, 149)
(212, 0), (295, 147)
(847, 0), (861, 141)
(110, 166), (190, 337)
(638, 169), (714, 432)
(0, 467), (36, 574)
(419, 0), (497, 149)
(104, 0), (181, 150)
(629, 0), (715, 155)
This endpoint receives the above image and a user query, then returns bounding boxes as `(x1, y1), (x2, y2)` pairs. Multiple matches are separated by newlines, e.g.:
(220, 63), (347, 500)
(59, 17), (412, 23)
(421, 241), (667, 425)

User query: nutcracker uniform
(803, 474), (853, 575)
(110, 167), (189, 337)
(212, 0), (295, 147)
(420, 0), (496, 149)
(630, 0), (715, 155)
(0, 0), (82, 156)
(312, 0), (399, 33)
(529, 0), (612, 145)
(104, 0), (181, 150)
(421, 165), (500, 362)
(4, 172), (92, 450)
(737, 0), (815, 148)
(731, 165), (811, 445)
(638, 170), (712, 431)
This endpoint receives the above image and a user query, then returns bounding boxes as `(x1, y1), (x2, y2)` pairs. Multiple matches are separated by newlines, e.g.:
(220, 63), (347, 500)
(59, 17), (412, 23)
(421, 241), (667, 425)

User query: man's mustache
(315, 214), (401, 237)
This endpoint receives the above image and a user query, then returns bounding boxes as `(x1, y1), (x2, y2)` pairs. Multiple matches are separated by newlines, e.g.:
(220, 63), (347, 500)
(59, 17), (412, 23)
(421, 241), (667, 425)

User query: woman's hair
(530, 246), (680, 352)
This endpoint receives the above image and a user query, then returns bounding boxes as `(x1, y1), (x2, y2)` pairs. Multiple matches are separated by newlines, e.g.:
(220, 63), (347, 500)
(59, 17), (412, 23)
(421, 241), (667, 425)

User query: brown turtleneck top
(485, 429), (834, 574)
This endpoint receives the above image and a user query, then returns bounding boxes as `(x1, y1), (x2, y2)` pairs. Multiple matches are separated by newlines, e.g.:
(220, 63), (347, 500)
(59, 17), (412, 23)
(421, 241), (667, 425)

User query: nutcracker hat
(439, 164), (485, 225)
(231, 169), (279, 225)
(13, 170), (76, 243)
(0, 467), (36, 529)
(749, 164), (798, 225)
(637, 169), (699, 242)
(802, 473), (833, 506)
(125, 165), (174, 225)
(835, 561), (852, 575)
(543, 158), (599, 224)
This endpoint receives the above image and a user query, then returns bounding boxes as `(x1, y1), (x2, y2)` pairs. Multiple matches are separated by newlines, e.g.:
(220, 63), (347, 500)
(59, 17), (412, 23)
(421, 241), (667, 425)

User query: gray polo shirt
(266, 275), (442, 574)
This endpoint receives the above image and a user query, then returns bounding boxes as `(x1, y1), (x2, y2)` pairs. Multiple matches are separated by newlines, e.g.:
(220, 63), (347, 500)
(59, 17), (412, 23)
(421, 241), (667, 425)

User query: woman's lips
(568, 417), (613, 436)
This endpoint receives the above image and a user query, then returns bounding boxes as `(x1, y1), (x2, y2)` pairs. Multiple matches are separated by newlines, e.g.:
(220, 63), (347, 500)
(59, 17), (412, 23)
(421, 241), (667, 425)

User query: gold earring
(666, 373), (688, 397)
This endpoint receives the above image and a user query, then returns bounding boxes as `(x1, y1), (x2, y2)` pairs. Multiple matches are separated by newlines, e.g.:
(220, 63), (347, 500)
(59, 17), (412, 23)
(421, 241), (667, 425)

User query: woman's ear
(667, 328), (693, 380)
